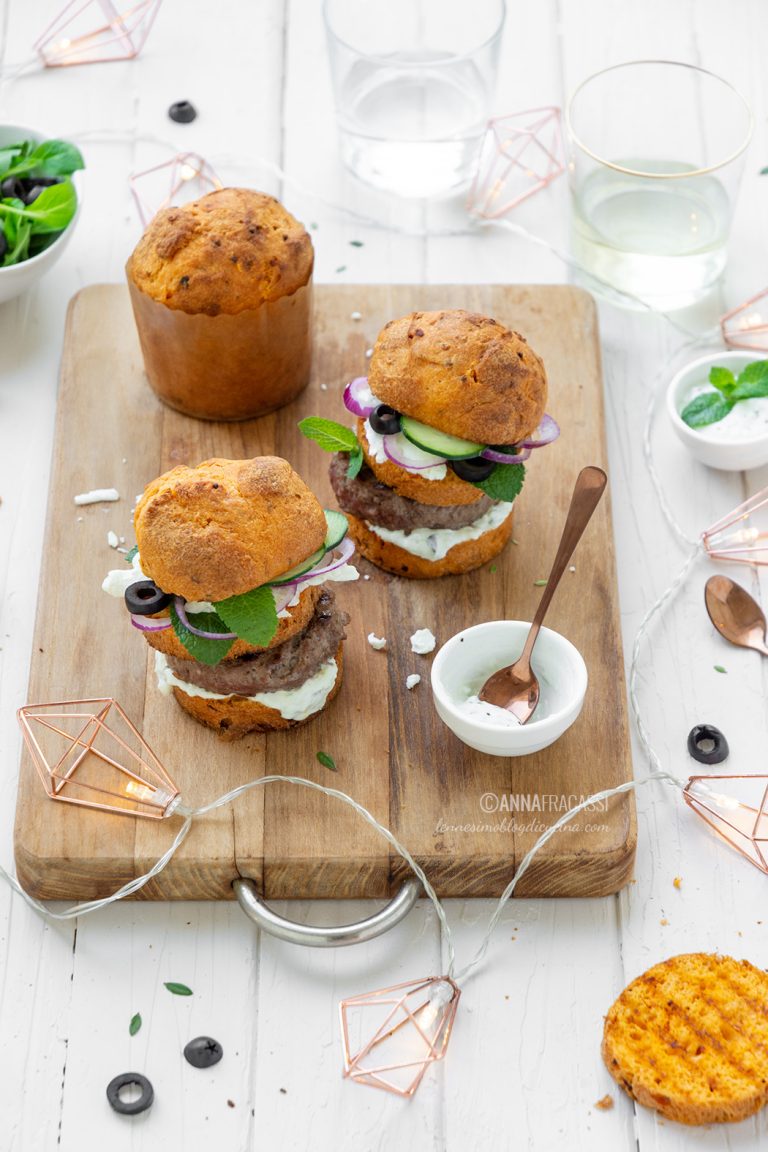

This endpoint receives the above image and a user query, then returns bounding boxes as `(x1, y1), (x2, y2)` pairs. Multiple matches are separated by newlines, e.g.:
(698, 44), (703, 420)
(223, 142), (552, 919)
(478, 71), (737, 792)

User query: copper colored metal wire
(701, 488), (768, 566)
(129, 151), (222, 226)
(684, 775), (768, 875)
(339, 976), (460, 1097)
(17, 698), (179, 819)
(467, 107), (565, 220)
(34, 0), (164, 67)
(721, 287), (768, 354)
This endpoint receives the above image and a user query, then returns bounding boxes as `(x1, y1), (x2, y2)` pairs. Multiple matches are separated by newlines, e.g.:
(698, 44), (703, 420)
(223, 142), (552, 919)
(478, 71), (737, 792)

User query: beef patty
(329, 453), (495, 532)
(167, 588), (348, 695)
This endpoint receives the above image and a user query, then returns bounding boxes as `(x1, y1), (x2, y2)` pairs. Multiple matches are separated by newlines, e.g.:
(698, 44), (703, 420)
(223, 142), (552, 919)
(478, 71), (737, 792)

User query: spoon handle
(518, 466), (607, 669)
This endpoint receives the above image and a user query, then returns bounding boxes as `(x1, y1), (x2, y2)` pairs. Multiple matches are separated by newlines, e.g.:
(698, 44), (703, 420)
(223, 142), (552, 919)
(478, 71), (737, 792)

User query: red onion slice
(174, 597), (236, 640)
(272, 585), (295, 614)
(283, 536), (356, 588)
(480, 445), (532, 465)
(383, 433), (448, 471)
(130, 614), (172, 633)
(343, 376), (379, 418)
(521, 414), (560, 449)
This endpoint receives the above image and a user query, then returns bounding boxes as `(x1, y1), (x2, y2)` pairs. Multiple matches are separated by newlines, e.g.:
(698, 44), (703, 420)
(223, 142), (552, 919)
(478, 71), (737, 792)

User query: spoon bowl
(704, 574), (768, 656)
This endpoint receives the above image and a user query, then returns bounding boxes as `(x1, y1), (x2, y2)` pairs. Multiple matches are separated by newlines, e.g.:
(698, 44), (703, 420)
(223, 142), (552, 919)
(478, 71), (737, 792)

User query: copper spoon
(705, 574), (768, 656)
(479, 465), (607, 723)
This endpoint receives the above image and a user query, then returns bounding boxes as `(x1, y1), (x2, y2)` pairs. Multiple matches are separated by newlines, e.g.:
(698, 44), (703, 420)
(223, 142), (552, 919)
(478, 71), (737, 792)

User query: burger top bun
(135, 456), (327, 603)
(368, 309), (547, 446)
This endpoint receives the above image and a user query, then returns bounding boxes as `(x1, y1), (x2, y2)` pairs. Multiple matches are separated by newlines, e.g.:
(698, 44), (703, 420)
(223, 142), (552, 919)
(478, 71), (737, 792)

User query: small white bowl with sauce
(667, 351), (768, 471)
(430, 620), (588, 757)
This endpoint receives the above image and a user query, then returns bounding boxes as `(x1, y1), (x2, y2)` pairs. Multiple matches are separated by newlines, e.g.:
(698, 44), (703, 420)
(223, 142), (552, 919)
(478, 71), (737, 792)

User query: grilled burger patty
(329, 453), (495, 532)
(167, 588), (348, 695)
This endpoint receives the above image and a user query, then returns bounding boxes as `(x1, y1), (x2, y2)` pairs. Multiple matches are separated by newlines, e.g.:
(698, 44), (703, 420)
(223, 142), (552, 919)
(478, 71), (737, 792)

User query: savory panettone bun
(301, 309), (558, 578)
(126, 188), (314, 421)
(103, 456), (358, 738)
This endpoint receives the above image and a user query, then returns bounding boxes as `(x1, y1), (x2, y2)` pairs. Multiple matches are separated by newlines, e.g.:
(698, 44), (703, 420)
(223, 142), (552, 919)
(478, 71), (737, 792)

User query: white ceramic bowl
(430, 620), (588, 757)
(0, 124), (81, 305)
(667, 350), (768, 471)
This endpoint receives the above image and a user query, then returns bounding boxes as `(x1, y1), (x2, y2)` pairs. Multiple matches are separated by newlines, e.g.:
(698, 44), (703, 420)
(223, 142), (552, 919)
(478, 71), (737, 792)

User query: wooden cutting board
(14, 284), (635, 901)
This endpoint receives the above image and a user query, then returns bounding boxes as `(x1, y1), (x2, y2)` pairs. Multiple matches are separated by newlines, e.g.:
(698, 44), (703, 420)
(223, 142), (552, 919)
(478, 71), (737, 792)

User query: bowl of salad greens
(0, 126), (84, 303)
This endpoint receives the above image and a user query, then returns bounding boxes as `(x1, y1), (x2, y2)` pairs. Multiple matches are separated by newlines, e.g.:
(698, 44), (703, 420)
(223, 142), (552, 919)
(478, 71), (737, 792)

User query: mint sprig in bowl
(0, 125), (84, 304)
(667, 351), (768, 471)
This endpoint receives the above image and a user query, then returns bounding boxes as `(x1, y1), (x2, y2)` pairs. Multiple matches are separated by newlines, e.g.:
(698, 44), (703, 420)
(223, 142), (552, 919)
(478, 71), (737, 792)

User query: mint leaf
(124, 545), (138, 564)
(714, 664), (727, 674)
(730, 360), (768, 402)
(129, 1012), (142, 1036)
(164, 982), (193, 996)
(472, 463), (525, 502)
(215, 584), (278, 648)
(709, 366), (736, 395)
(299, 416), (359, 454)
(680, 392), (733, 428)
(169, 602), (234, 666)
(346, 446), (364, 479)
(317, 751), (337, 771)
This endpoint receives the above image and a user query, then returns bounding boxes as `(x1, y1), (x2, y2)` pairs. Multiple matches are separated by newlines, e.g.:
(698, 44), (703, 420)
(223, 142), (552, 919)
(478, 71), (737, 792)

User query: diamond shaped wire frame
(18, 698), (180, 819)
(721, 287), (768, 353)
(467, 106), (565, 220)
(130, 152), (222, 227)
(34, 0), (163, 67)
(340, 976), (460, 1097)
(702, 487), (768, 566)
(684, 775), (768, 874)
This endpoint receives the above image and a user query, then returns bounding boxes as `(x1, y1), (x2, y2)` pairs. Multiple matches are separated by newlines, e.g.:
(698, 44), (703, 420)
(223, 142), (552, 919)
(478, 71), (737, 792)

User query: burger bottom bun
(346, 507), (514, 579)
(170, 643), (344, 740)
(141, 586), (322, 661)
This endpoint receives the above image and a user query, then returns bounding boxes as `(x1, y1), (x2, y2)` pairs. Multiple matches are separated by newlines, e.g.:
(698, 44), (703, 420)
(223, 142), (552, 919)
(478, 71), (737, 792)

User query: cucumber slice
(323, 509), (348, 551)
(400, 415), (484, 460)
(269, 545), (327, 586)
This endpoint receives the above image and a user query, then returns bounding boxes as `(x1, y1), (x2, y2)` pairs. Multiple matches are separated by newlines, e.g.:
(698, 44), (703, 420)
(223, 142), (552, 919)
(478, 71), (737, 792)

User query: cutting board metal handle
(232, 877), (422, 947)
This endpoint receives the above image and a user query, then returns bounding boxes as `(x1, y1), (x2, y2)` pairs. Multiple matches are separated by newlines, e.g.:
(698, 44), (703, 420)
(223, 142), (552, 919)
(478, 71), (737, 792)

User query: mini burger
(102, 456), (357, 737)
(300, 309), (558, 578)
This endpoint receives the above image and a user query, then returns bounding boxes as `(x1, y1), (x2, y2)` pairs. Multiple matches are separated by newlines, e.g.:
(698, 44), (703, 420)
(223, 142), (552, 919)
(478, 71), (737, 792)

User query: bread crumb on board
(594, 1094), (614, 1111)
(673, 876), (682, 889)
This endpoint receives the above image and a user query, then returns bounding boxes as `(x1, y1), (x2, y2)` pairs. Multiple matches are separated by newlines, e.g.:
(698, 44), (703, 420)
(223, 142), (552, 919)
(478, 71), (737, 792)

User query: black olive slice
(451, 456), (495, 482)
(687, 724), (729, 766)
(368, 404), (401, 436)
(184, 1036), (223, 1068)
(106, 1072), (154, 1115)
(125, 580), (172, 616)
(169, 100), (197, 123)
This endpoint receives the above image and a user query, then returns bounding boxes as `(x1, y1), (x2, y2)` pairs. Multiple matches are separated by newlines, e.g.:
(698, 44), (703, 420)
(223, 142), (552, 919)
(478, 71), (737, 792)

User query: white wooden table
(1, 1), (767, 1148)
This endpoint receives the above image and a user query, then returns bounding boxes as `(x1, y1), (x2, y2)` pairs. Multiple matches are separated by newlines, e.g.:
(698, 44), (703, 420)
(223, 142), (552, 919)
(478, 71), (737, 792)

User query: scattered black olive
(369, 404), (401, 436)
(169, 100), (197, 124)
(106, 1072), (154, 1115)
(24, 185), (45, 205)
(0, 225), (7, 261)
(124, 580), (172, 616)
(184, 1036), (223, 1068)
(451, 456), (495, 482)
(1, 176), (24, 200)
(687, 723), (729, 765)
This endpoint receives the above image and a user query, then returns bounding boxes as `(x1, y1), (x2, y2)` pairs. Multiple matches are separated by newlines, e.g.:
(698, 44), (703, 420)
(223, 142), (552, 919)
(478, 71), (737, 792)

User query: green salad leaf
(0, 139), (84, 180)
(214, 584), (279, 649)
(471, 462), (525, 502)
(169, 602), (235, 666)
(681, 360), (768, 428)
(299, 416), (360, 454)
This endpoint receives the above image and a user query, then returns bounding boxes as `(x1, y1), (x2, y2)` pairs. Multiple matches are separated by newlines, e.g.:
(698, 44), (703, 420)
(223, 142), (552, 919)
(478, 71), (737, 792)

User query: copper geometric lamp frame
(34, 0), (163, 67)
(721, 287), (768, 354)
(702, 487), (768, 566)
(684, 775), (768, 875)
(467, 106), (565, 219)
(18, 698), (179, 819)
(129, 152), (222, 227)
(340, 976), (460, 1097)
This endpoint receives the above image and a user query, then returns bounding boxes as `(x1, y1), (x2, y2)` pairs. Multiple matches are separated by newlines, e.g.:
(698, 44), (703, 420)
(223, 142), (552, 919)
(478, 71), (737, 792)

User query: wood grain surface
(14, 283), (635, 900)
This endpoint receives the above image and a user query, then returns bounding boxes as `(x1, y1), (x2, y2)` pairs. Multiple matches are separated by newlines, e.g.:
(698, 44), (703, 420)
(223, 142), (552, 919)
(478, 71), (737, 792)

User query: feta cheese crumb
(107, 530), (119, 548)
(410, 628), (436, 655)
(365, 348), (373, 359)
(350, 310), (362, 321)
(569, 565), (576, 572)
(363, 574), (371, 581)
(320, 383), (328, 391)
(367, 633), (387, 651)
(406, 674), (421, 690)
(74, 488), (119, 505)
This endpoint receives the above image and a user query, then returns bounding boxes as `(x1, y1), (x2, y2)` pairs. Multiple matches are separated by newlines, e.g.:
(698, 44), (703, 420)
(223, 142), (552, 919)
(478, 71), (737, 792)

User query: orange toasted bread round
(368, 309), (547, 446)
(171, 643), (344, 739)
(135, 456), (327, 602)
(602, 953), (768, 1125)
(345, 508), (514, 579)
